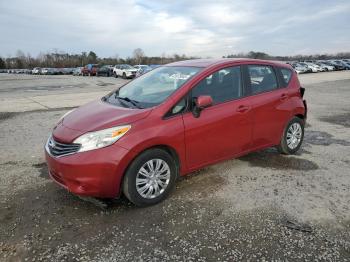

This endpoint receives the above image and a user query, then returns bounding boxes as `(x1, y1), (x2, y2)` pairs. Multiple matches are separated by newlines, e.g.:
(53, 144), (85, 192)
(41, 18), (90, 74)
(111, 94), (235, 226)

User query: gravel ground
(0, 72), (349, 261)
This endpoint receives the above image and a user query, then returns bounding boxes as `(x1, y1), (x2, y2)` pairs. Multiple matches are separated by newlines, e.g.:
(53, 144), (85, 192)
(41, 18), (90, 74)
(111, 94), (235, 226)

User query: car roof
(166, 58), (289, 68)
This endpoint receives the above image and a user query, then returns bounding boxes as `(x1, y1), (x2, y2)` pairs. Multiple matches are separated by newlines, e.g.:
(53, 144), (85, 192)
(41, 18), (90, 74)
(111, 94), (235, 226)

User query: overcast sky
(1, 0), (349, 58)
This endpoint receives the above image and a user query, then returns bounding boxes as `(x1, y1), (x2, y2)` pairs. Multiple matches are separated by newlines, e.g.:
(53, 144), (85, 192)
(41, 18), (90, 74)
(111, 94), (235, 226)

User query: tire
(122, 72), (126, 79)
(278, 117), (304, 155)
(114, 72), (118, 78)
(122, 148), (178, 207)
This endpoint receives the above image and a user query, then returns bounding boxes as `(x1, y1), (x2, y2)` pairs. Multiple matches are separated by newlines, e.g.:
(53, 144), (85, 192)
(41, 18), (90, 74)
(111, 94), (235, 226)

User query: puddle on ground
(319, 113), (350, 128)
(0, 112), (17, 122)
(176, 167), (227, 197)
(304, 130), (350, 146)
(96, 82), (114, 86)
(0, 161), (18, 166)
(32, 162), (49, 179)
(239, 148), (319, 171)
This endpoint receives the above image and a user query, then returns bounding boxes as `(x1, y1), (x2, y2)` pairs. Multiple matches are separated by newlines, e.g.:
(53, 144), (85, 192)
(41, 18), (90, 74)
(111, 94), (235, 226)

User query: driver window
(191, 66), (242, 105)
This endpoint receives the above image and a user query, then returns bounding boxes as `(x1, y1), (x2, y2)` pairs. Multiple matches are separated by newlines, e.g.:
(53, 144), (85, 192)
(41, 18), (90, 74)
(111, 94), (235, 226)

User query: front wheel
(278, 117), (304, 155)
(122, 148), (178, 206)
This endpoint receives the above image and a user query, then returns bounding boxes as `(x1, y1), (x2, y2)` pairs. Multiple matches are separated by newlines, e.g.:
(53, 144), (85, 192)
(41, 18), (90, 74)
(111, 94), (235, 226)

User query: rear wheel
(122, 148), (177, 206)
(122, 72), (127, 79)
(278, 117), (304, 155)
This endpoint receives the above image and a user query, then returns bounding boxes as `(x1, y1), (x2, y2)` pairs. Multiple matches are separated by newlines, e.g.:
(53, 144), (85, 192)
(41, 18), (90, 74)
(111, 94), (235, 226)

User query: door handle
(280, 93), (288, 100)
(237, 105), (250, 113)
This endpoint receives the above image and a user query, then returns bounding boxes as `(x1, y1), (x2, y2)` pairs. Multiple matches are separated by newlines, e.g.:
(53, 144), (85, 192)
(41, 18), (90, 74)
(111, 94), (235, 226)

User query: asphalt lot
(0, 71), (350, 261)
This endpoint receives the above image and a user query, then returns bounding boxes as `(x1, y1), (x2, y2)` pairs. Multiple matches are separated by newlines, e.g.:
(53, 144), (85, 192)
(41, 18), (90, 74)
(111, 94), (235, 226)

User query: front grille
(47, 136), (81, 157)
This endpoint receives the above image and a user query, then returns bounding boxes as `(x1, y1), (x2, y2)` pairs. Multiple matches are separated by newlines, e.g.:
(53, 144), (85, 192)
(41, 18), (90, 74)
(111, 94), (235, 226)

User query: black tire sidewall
(123, 149), (177, 206)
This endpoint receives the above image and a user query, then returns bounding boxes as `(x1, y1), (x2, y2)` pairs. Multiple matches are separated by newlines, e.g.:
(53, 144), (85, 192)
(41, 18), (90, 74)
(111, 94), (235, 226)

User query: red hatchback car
(45, 59), (307, 206)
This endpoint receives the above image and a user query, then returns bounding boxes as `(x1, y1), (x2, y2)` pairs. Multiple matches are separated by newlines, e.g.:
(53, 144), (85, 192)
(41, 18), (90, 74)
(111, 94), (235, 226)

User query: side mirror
(193, 95), (213, 118)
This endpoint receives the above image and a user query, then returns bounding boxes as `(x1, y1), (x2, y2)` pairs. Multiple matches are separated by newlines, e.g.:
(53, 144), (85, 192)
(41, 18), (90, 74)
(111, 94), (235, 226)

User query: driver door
(182, 66), (253, 170)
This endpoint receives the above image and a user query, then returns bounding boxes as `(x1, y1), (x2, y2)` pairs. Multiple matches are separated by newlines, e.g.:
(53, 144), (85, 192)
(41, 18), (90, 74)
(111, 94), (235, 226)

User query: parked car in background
(305, 62), (322, 72)
(45, 58), (307, 206)
(41, 68), (49, 75)
(62, 68), (74, 75)
(96, 65), (112, 77)
(113, 64), (137, 79)
(332, 60), (350, 70)
(32, 67), (41, 75)
(323, 61), (345, 70)
(288, 62), (308, 74)
(82, 64), (99, 76)
(315, 62), (335, 71)
(73, 67), (83, 76)
(134, 65), (152, 77)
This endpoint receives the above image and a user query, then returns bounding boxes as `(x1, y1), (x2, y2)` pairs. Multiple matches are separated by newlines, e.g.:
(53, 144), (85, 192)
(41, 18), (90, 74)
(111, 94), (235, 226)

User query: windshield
(123, 64), (134, 69)
(106, 66), (201, 108)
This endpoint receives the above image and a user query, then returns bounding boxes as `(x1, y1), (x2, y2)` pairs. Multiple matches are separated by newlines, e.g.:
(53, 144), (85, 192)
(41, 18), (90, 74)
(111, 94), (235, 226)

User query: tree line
(0, 48), (198, 69)
(1, 49), (349, 69)
(223, 51), (350, 61)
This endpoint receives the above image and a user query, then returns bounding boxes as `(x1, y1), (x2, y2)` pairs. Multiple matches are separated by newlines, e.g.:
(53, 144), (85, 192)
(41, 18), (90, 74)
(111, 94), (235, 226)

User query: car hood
(126, 69), (137, 72)
(53, 99), (152, 143)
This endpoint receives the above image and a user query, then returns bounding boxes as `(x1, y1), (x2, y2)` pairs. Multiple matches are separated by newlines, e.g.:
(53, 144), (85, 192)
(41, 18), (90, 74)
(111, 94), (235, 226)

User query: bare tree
(133, 48), (145, 65)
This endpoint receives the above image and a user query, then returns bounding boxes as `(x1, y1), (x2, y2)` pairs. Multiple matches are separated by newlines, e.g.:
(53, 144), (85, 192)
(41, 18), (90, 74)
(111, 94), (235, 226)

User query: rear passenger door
(244, 64), (291, 148)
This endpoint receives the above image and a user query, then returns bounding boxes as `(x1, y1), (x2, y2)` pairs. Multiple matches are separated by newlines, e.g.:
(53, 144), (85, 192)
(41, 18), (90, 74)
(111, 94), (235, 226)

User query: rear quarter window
(279, 68), (293, 86)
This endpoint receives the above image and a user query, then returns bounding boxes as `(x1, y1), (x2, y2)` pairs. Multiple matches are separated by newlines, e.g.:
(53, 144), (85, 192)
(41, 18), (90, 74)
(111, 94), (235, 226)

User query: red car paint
(45, 59), (307, 198)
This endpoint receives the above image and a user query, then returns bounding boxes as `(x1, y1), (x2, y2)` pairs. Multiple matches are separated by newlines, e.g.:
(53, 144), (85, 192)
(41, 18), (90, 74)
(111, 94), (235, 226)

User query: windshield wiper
(116, 96), (143, 109)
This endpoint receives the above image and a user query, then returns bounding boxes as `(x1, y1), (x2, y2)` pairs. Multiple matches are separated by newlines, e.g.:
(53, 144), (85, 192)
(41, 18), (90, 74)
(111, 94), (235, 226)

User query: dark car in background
(323, 61), (345, 70)
(332, 60), (350, 70)
(82, 64), (99, 76)
(96, 65), (112, 77)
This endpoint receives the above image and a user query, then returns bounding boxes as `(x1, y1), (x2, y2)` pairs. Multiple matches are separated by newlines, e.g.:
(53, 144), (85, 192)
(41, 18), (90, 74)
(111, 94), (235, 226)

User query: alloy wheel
(136, 159), (171, 199)
(286, 122), (302, 149)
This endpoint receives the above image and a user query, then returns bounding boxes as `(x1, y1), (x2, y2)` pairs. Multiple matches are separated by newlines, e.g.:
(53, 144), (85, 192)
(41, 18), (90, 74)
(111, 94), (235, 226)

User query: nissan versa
(45, 59), (307, 206)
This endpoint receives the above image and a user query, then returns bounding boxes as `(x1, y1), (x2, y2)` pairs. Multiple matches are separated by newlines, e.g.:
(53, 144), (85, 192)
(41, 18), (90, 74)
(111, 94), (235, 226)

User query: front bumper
(126, 71), (136, 77)
(45, 143), (130, 198)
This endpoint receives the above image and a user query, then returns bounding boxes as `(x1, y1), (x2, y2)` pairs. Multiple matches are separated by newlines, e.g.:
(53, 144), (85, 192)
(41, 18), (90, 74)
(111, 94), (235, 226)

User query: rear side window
(280, 68), (293, 86)
(247, 65), (278, 95)
(191, 66), (242, 104)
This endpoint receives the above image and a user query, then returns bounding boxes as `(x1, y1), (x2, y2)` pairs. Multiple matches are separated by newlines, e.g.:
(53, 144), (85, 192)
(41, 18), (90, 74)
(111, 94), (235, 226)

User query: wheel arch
(295, 113), (305, 120)
(117, 144), (182, 198)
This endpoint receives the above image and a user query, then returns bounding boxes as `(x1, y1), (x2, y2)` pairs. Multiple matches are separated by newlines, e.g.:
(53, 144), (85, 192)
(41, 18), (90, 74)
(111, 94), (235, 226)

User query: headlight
(73, 125), (131, 152)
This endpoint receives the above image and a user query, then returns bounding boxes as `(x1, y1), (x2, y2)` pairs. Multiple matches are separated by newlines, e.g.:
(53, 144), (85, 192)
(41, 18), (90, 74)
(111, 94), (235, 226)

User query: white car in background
(41, 68), (49, 75)
(300, 62), (321, 72)
(315, 62), (335, 71)
(293, 64), (308, 74)
(113, 64), (138, 79)
(32, 67), (41, 75)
